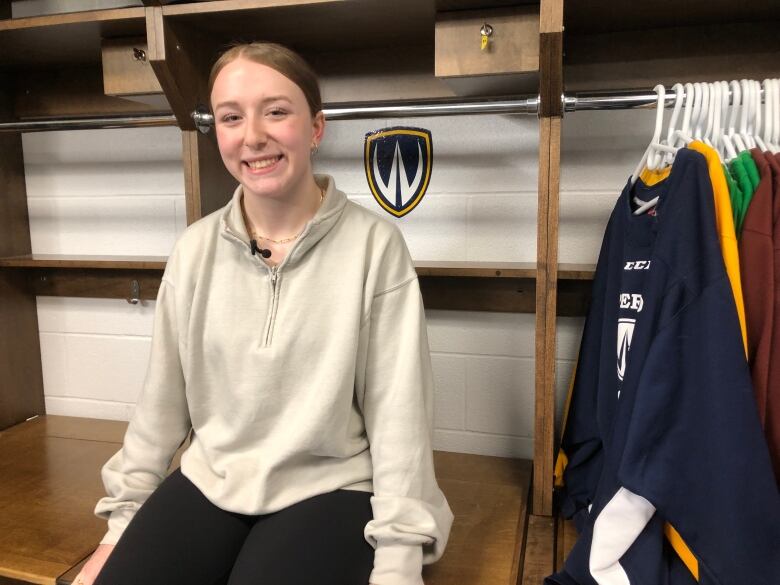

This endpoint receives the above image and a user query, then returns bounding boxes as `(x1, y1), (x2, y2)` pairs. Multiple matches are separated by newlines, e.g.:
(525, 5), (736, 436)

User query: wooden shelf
(0, 254), (168, 270)
(556, 263), (595, 280)
(0, 256), (168, 303)
(0, 8), (146, 67)
(0, 7), (145, 31)
(157, 0), (452, 108)
(564, 21), (780, 92)
(162, 0), (432, 52)
(435, 0), (538, 10)
(155, 0), (540, 106)
(414, 261), (595, 280)
(564, 0), (780, 34)
(414, 262), (592, 315)
(563, 1), (780, 91)
(0, 257), (594, 314)
(416, 260), (537, 278)
(0, 255), (596, 281)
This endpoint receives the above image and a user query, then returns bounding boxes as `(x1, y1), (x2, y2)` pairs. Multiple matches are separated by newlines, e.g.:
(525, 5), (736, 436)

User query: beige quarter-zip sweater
(93, 174), (453, 585)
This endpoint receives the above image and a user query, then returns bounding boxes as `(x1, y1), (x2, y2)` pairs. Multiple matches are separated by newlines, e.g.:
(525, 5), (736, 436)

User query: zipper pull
(271, 267), (278, 286)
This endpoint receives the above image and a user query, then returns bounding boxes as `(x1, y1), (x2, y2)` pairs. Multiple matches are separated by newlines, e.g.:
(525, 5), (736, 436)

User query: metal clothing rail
(0, 113), (178, 133)
(564, 86), (766, 112)
(0, 87), (767, 133)
(188, 98), (542, 132)
(0, 98), (542, 133)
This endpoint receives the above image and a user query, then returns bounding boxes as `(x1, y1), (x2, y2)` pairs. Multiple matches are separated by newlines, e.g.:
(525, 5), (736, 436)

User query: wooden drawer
(101, 37), (163, 98)
(435, 6), (539, 78)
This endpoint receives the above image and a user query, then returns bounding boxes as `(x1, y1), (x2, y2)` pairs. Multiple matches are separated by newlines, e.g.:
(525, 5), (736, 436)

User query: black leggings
(93, 467), (375, 585)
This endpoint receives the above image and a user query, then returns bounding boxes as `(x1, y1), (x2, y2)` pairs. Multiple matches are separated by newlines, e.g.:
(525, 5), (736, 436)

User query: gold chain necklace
(242, 186), (325, 244)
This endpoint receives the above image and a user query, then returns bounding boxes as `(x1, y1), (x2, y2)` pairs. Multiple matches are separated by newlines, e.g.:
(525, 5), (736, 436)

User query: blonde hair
(208, 42), (322, 117)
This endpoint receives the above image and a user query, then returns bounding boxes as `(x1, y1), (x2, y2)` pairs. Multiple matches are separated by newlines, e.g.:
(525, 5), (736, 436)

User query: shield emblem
(364, 127), (433, 218)
(616, 317), (636, 382)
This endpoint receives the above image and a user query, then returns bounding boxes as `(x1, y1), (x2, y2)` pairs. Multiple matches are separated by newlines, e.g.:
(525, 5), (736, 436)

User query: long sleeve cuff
(370, 543), (424, 585)
(97, 506), (136, 545)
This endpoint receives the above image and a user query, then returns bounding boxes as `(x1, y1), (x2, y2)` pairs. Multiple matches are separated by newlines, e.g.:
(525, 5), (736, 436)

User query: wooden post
(182, 130), (238, 224)
(145, 6), (216, 131)
(0, 77), (46, 430)
(533, 0), (563, 517)
(145, 7), (235, 224)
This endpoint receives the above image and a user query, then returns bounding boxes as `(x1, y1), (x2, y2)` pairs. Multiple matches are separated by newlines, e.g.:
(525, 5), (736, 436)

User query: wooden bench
(518, 514), (577, 585)
(0, 415), (541, 585)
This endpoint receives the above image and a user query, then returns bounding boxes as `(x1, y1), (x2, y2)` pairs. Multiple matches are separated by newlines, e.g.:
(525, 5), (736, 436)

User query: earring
(310, 143), (319, 157)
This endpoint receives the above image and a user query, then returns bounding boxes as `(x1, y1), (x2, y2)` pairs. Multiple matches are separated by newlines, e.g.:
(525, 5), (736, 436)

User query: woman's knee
(94, 468), (253, 585)
(226, 489), (375, 585)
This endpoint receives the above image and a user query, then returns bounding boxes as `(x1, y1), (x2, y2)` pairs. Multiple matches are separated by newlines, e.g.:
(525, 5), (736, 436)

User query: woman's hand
(72, 544), (115, 585)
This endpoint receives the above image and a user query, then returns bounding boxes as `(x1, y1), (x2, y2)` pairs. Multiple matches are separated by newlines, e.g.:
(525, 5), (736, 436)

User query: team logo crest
(364, 127), (433, 218)
(616, 317), (636, 383)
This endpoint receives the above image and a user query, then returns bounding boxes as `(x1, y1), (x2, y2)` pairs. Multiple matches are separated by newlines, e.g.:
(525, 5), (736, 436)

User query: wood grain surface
(0, 92), (45, 432)
(521, 514), (555, 585)
(0, 416), (531, 585)
(533, 115), (562, 516)
(435, 6), (539, 78)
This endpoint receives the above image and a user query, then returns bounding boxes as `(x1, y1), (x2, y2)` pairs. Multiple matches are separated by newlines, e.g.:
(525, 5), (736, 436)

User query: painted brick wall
(24, 107), (656, 459)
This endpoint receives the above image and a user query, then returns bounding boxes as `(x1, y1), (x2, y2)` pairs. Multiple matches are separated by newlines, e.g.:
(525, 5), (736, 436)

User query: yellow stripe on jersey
(665, 523), (700, 580)
(688, 141), (748, 357)
(554, 449), (568, 488)
(554, 355), (580, 487)
(639, 148), (748, 357)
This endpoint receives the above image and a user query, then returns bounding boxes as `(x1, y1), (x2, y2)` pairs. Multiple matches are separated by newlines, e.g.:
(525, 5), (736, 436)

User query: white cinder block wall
(25, 107), (659, 460)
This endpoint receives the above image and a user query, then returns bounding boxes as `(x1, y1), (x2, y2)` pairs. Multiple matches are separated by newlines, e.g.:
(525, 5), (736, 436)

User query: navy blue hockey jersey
(549, 148), (780, 585)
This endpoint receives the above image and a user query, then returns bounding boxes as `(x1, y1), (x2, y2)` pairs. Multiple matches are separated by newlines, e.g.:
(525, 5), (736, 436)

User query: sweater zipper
(225, 217), (318, 347)
(265, 265), (279, 346)
(223, 225), (282, 347)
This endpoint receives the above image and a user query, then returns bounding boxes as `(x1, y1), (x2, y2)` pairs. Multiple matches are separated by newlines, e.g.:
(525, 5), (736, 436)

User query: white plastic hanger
(721, 81), (739, 161)
(711, 82), (723, 156)
(630, 84), (666, 186)
(702, 82), (715, 148)
(738, 79), (753, 150)
(675, 82), (696, 147)
(746, 79), (758, 149)
(631, 85), (690, 215)
(660, 83), (685, 167)
(770, 79), (780, 153)
(754, 79), (768, 152)
(658, 83), (694, 160)
(630, 85), (673, 215)
(742, 80), (754, 148)
(751, 80), (760, 148)
(693, 83), (710, 140)
(728, 80), (748, 154)
(769, 79), (779, 153)
(689, 83), (702, 141)
(762, 79), (773, 151)
(771, 79), (780, 153)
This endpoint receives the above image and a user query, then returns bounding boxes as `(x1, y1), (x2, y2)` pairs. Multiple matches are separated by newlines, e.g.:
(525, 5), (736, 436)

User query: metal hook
(132, 48), (147, 62)
(480, 23), (493, 37)
(192, 105), (214, 134)
(128, 280), (140, 304)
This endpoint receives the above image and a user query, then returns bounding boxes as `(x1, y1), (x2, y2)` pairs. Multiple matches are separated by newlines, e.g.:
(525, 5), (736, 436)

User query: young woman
(74, 43), (453, 585)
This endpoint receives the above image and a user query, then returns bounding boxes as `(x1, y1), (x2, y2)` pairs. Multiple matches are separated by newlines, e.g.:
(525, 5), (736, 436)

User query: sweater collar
(220, 174), (347, 265)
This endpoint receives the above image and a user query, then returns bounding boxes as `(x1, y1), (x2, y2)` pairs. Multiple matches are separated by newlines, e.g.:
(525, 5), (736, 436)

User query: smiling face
(210, 57), (324, 202)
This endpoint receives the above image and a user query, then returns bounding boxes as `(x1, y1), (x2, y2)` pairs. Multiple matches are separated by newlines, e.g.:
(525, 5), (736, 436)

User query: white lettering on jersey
(617, 318), (636, 384)
(619, 293), (644, 312)
(624, 260), (652, 270)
